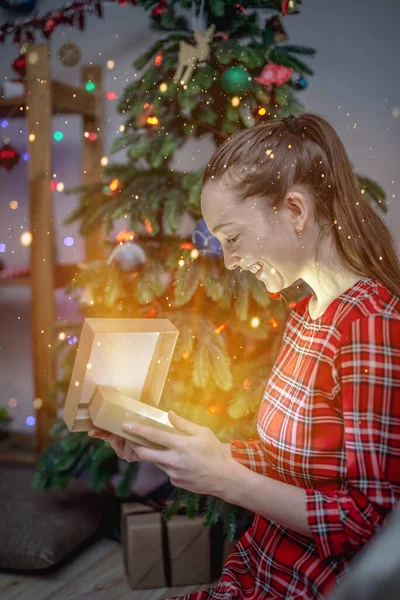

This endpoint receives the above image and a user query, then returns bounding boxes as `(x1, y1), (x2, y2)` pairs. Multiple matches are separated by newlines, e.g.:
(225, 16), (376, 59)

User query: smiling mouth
(248, 263), (263, 276)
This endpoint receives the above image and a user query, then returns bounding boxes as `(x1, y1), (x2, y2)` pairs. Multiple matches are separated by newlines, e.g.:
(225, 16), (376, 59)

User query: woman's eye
(227, 234), (240, 245)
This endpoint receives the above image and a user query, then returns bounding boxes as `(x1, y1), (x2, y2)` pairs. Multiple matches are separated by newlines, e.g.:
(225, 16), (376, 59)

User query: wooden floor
(0, 537), (219, 600)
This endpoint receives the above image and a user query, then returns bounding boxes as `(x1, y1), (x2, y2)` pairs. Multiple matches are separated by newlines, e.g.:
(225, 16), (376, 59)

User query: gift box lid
(63, 318), (179, 433)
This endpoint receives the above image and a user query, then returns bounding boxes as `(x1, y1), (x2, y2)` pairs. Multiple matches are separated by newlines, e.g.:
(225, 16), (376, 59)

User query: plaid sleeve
(305, 315), (400, 562)
(230, 439), (270, 475)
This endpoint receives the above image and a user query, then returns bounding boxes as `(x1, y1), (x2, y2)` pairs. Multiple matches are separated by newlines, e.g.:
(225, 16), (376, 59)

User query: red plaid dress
(168, 277), (400, 600)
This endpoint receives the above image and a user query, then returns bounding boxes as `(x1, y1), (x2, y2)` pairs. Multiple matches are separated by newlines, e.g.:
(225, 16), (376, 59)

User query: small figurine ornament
(174, 24), (215, 85)
(108, 240), (146, 273)
(58, 42), (81, 67)
(174, 0), (215, 85)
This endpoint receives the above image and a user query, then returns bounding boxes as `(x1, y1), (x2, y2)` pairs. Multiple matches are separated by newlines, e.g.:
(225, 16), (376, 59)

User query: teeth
(249, 263), (262, 274)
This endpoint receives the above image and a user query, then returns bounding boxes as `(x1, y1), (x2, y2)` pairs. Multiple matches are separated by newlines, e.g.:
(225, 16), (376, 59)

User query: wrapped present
(121, 502), (238, 590)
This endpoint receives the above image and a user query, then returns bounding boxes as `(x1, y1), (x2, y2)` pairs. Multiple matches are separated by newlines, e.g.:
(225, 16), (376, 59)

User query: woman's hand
(88, 429), (141, 463)
(115, 410), (237, 498)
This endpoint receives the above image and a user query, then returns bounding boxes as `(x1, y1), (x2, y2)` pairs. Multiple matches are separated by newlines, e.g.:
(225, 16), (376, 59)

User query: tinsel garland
(0, 0), (138, 44)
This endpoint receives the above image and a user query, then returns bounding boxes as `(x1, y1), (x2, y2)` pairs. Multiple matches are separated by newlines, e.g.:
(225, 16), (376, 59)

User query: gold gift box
(63, 318), (187, 449)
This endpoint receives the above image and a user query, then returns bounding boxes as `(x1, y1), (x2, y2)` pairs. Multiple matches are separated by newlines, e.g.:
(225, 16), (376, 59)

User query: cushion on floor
(0, 464), (107, 572)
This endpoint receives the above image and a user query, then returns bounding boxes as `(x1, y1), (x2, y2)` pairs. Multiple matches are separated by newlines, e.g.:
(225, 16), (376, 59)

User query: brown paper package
(121, 503), (238, 590)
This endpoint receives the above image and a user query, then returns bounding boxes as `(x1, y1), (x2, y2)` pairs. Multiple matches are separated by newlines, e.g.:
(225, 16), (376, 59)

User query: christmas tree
(33, 0), (386, 539)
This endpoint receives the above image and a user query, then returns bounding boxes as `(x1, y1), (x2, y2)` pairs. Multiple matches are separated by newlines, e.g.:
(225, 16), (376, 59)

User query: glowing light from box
(101, 156), (108, 166)
(64, 237), (74, 247)
(107, 91), (117, 100)
(9, 200), (18, 209)
(20, 231), (32, 246)
(54, 131), (64, 141)
(107, 60), (115, 70)
(33, 398), (42, 409)
(26, 415), (36, 426)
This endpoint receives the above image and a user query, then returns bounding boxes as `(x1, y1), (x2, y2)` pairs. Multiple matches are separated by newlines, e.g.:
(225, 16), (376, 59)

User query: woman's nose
(224, 254), (239, 270)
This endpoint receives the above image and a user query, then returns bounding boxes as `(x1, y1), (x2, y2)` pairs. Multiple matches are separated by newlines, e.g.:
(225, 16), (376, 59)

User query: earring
(296, 227), (303, 239)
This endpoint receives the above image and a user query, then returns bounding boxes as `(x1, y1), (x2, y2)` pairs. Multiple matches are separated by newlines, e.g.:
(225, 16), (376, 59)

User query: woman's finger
(88, 429), (111, 440)
(108, 435), (126, 458)
(88, 430), (141, 463)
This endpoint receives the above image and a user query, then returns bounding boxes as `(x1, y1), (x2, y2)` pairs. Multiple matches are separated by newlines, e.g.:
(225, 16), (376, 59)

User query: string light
(100, 156), (108, 166)
(109, 179), (120, 191)
(190, 248), (199, 259)
(107, 60), (115, 69)
(147, 116), (159, 126)
(28, 51), (39, 64)
(258, 107), (267, 116)
(144, 219), (153, 234)
(119, 124), (125, 132)
(9, 200), (18, 209)
(20, 231), (32, 246)
(33, 398), (42, 409)
(28, 133), (35, 142)
(85, 81), (96, 92)
(56, 182), (64, 192)
(231, 96), (240, 107)
(159, 82), (168, 92)
(214, 323), (227, 334)
(106, 91), (117, 100)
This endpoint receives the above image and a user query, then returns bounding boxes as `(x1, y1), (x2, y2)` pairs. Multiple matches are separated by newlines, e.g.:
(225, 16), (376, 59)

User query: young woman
(89, 113), (400, 599)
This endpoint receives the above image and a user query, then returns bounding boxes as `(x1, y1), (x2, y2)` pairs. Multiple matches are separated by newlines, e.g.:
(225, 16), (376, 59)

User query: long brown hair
(202, 112), (400, 299)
